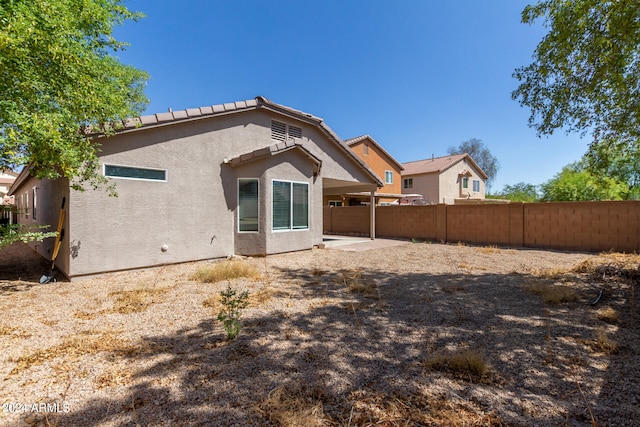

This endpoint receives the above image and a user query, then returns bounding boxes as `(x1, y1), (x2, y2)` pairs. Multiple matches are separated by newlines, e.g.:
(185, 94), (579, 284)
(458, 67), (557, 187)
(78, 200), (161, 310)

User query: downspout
(370, 191), (376, 240)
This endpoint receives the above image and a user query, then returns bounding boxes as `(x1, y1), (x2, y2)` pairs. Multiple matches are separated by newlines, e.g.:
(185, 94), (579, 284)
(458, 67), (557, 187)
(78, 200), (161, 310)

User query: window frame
(462, 177), (469, 189)
(272, 179), (309, 232)
(32, 186), (37, 220)
(328, 201), (343, 207)
(103, 163), (167, 182)
(403, 178), (413, 189)
(385, 170), (393, 185)
(238, 178), (259, 233)
(473, 180), (480, 192)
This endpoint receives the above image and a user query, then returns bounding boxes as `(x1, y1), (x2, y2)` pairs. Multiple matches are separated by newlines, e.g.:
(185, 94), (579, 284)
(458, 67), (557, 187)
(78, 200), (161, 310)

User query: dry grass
(573, 252), (640, 278)
(9, 330), (161, 375)
(424, 349), (488, 378)
(96, 366), (135, 389)
(340, 269), (378, 297)
(191, 260), (260, 283)
(347, 390), (504, 427)
(594, 328), (619, 355)
(596, 306), (619, 323)
(108, 286), (170, 314)
(256, 385), (326, 427)
(527, 282), (578, 304)
(0, 325), (32, 339)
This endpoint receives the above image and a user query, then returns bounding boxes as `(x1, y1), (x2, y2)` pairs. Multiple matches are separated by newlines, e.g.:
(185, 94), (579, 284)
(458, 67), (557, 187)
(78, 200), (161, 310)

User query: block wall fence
(323, 201), (640, 253)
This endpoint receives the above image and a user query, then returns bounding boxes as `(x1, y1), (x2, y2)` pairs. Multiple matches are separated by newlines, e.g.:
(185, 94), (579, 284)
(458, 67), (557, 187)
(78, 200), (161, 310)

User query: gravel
(1, 241), (638, 426)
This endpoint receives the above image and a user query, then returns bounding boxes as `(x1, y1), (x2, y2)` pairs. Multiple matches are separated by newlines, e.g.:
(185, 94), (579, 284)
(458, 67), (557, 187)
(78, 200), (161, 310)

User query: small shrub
(191, 260), (260, 283)
(217, 285), (249, 340)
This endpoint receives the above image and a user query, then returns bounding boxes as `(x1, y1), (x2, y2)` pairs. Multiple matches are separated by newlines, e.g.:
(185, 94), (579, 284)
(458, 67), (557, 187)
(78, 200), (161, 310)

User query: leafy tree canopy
(0, 0), (149, 190)
(495, 182), (540, 202)
(513, 0), (640, 193)
(540, 161), (628, 201)
(447, 138), (500, 191)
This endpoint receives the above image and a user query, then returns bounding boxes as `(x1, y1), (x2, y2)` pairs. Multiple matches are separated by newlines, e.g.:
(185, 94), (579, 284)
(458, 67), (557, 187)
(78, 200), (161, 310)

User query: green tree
(540, 162), (627, 201)
(0, 0), (149, 189)
(446, 138), (500, 191)
(495, 182), (540, 202)
(512, 0), (640, 194)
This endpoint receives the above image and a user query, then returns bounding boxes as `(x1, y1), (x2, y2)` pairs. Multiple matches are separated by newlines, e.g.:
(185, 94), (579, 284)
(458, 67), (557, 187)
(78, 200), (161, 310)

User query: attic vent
(289, 125), (302, 139)
(271, 120), (287, 141)
(271, 120), (302, 141)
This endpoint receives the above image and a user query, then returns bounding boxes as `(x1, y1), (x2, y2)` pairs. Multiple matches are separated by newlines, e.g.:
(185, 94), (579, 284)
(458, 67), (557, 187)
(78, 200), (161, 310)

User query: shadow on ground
(26, 258), (639, 426)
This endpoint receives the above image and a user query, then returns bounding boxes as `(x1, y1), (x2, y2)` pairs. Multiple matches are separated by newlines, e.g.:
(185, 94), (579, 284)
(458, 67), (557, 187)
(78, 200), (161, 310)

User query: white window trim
(473, 180), (481, 192)
(237, 178), (260, 233)
(385, 170), (393, 185)
(271, 179), (309, 232)
(103, 163), (168, 182)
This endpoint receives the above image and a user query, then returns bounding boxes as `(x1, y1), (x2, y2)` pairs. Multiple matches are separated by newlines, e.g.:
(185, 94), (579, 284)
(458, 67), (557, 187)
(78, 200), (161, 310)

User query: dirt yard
(1, 241), (638, 426)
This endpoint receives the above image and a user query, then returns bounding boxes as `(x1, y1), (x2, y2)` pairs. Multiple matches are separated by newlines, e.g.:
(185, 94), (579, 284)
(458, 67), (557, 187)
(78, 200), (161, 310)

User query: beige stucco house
(400, 153), (488, 204)
(9, 97), (382, 279)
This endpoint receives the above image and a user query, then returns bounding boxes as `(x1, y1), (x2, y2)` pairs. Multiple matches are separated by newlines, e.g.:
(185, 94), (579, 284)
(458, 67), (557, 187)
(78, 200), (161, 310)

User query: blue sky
(113, 0), (590, 192)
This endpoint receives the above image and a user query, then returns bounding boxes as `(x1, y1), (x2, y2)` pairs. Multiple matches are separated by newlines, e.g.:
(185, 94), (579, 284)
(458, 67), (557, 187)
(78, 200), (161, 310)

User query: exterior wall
(11, 107), (378, 278)
(349, 140), (402, 203)
(439, 158), (485, 203)
(402, 173), (440, 204)
(14, 176), (70, 275)
(323, 201), (640, 253)
(402, 158), (486, 204)
(233, 148), (320, 256)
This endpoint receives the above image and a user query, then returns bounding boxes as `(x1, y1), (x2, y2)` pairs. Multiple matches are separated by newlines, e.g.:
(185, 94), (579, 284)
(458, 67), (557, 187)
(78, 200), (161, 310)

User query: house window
(462, 177), (469, 189)
(328, 201), (343, 207)
(32, 187), (37, 220)
(363, 144), (369, 155)
(473, 180), (480, 192)
(273, 180), (309, 231)
(24, 191), (28, 219)
(104, 164), (167, 181)
(238, 179), (259, 232)
(271, 120), (302, 142)
(403, 178), (413, 189)
(385, 171), (393, 184)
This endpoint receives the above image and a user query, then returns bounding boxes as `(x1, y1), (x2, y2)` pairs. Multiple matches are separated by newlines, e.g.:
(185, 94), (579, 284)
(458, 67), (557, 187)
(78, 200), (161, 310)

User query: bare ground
(0, 241), (639, 426)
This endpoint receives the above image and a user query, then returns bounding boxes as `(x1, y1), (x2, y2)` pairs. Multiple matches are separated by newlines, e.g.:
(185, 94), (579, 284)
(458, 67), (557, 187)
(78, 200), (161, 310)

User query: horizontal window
(104, 164), (166, 181)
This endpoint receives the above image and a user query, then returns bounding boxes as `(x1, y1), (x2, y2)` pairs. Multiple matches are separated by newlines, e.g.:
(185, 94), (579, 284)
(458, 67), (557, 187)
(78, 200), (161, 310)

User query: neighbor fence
(323, 201), (640, 253)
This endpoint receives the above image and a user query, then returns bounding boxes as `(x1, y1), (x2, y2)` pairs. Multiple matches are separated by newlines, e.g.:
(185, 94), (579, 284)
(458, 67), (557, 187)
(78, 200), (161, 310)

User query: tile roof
(225, 140), (322, 176)
(401, 153), (488, 179)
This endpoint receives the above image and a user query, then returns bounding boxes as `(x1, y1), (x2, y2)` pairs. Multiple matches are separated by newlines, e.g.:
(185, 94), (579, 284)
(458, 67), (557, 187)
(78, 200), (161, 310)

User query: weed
(596, 306), (619, 323)
(479, 245), (500, 254)
(257, 385), (326, 427)
(594, 328), (618, 354)
(340, 269), (378, 297)
(527, 282), (578, 304)
(108, 287), (169, 314)
(9, 330), (159, 375)
(217, 285), (249, 340)
(191, 260), (259, 283)
(424, 349), (487, 378)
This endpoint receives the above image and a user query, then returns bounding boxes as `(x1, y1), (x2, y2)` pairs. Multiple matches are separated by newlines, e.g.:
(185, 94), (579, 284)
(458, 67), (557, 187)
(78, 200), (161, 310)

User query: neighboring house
(0, 169), (18, 199)
(324, 135), (405, 206)
(401, 153), (488, 204)
(9, 97), (382, 279)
